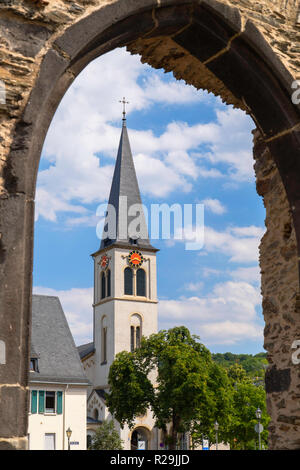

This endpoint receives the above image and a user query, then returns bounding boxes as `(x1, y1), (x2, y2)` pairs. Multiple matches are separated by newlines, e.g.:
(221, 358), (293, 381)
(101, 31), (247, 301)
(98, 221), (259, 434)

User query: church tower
(91, 108), (159, 392)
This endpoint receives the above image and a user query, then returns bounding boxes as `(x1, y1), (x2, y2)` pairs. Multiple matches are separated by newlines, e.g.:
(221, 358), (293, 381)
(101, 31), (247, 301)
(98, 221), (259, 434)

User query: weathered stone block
(265, 366), (291, 393)
(0, 16), (52, 58)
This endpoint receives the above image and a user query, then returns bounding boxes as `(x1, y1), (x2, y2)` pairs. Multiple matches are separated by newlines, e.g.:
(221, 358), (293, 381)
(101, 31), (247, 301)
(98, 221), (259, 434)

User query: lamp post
(214, 421), (219, 450)
(66, 427), (72, 451)
(255, 408), (262, 450)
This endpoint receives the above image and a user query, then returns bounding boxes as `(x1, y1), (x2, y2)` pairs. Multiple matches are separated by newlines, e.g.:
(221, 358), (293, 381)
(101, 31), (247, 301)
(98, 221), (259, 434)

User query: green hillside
(212, 352), (268, 382)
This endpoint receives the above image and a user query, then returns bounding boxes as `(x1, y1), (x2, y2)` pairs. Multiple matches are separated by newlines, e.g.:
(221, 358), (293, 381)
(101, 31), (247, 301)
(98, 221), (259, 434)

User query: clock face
(100, 254), (109, 269)
(128, 250), (144, 268)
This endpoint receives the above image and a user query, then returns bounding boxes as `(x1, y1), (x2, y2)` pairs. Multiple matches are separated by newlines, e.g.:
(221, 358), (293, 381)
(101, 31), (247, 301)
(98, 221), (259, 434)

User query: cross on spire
(119, 97), (129, 121)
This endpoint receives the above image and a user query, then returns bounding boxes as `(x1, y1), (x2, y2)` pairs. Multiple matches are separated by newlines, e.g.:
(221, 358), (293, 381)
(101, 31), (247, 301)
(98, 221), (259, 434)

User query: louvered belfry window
(124, 267), (133, 295)
(136, 268), (146, 296)
(101, 271), (106, 299)
(107, 269), (111, 297)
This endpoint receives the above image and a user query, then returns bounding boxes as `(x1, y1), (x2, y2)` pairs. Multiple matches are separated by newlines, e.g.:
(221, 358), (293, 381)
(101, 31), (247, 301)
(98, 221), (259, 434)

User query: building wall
(28, 384), (87, 450)
(93, 246), (158, 389)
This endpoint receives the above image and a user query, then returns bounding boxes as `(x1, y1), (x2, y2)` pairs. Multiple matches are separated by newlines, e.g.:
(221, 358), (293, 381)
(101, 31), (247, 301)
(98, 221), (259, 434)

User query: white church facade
(78, 111), (162, 450)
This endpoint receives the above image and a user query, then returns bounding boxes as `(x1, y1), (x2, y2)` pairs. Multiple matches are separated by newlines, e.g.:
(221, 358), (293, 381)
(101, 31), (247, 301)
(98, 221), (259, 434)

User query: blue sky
(33, 47), (266, 354)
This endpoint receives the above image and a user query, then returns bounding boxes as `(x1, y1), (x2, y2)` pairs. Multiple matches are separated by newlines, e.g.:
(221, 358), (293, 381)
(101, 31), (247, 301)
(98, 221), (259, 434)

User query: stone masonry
(0, 0), (300, 449)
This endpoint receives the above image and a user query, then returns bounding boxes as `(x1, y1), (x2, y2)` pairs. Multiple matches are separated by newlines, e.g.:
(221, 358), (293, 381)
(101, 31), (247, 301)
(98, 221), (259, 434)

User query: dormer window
(30, 358), (39, 372)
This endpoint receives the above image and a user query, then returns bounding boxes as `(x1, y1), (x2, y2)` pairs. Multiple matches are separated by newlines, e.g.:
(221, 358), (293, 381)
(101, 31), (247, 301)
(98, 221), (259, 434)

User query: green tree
(89, 419), (123, 450)
(225, 365), (270, 450)
(190, 362), (233, 449)
(228, 363), (250, 384)
(212, 352), (268, 382)
(107, 326), (215, 449)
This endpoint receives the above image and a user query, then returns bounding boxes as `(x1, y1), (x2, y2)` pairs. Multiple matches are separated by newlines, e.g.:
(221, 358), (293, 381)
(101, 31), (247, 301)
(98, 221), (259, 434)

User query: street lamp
(66, 427), (72, 451)
(214, 421), (219, 450)
(255, 408), (262, 450)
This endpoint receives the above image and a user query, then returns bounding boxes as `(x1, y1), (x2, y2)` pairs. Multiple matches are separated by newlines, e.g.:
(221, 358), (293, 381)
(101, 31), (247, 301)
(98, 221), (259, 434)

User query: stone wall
(254, 129), (300, 449)
(0, 0), (300, 195)
(0, 0), (300, 449)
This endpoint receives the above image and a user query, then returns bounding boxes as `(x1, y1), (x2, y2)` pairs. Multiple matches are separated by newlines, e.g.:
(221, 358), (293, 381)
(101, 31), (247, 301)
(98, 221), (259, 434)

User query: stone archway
(130, 426), (151, 450)
(0, 0), (300, 450)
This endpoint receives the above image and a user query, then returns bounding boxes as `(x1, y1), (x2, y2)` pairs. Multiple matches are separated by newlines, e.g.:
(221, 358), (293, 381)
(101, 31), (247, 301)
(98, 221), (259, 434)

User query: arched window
(136, 268), (146, 297)
(101, 316), (107, 364)
(130, 314), (142, 351)
(101, 271), (106, 299)
(107, 269), (111, 297)
(124, 267), (133, 295)
(94, 408), (99, 421)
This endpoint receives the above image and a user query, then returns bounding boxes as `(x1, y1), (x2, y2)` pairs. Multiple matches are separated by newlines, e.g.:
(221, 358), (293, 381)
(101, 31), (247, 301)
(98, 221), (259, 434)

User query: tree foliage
(224, 365), (269, 450)
(107, 326), (270, 450)
(107, 326), (216, 449)
(190, 362), (232, 448)
(212, 352), (268, 382)
(89, 419), (123, 450)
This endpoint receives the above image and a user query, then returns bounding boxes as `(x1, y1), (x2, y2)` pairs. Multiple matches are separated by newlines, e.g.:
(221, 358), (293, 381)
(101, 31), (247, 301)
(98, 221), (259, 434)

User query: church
(78, 106), (161, 450)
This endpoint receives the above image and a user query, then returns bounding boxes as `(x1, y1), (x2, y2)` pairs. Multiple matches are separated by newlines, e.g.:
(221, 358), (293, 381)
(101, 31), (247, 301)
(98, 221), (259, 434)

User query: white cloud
(134, 153), (192, 197)
(201, 198), (226, 215)
(202, 267), (222, 278)
(203, 225), (265, 263)
(170, 223), (264, 264)
(33, 286), (93, 346)
(141, 73), (207, 104)
(229, 266), (261, 284)
(184, 281), (204, 292)
(35, 188), (88, 223)
(199, 321), (263, 345)
(33, 279), (263, 348)
(159, 281), (263, 346)
(36, 47), (254, 225)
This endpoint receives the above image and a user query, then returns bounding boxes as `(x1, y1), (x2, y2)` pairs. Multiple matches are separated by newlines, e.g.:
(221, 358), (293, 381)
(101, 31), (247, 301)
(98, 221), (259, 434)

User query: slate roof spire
(99, 107), (155, 251)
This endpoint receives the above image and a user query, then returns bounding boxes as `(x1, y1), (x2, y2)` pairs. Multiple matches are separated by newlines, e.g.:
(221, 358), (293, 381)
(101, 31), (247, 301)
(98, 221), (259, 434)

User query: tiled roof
(77, 341), (95, 360)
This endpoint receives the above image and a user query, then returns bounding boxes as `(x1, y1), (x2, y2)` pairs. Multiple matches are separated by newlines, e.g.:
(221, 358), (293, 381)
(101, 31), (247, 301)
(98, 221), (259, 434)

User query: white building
(78, 114), (162, 450)
(28, 295), (90, 450)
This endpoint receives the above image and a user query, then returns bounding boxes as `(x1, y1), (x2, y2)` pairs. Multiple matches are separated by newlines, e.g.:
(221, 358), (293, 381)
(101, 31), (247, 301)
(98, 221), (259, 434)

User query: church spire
(99, 105), (155, 251)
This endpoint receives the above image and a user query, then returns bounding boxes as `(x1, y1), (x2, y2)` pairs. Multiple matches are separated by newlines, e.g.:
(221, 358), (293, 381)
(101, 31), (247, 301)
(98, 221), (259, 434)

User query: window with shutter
(56, 391), (63, 414)
(31, 390), (37, 414)
(38, 390), (45, 413)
